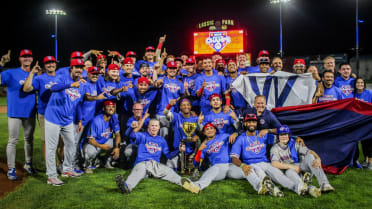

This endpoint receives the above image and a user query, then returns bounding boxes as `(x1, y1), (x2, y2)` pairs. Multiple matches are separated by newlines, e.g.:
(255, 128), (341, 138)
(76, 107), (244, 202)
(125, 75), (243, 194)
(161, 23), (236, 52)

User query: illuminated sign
(194, 30), (244, 55)
(198, 19), (235, 30)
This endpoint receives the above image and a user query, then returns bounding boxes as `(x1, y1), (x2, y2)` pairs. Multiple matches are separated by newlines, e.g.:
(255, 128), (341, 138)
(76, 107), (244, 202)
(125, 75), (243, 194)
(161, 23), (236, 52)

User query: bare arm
(23, 61), (40, 92)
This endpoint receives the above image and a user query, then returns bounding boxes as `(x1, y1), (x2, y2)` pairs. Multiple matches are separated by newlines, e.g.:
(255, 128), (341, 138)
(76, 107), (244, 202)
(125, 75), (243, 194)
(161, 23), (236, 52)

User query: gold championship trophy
(181, 122), (197, 174)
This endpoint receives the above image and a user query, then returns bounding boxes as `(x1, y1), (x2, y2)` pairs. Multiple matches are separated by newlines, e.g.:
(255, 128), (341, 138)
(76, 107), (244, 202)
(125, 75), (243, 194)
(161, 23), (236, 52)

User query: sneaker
(61, 170), (82, 178)
(309, 186), (322, 198)
(116, 174), (130, 194)
(258, 176), (270, 195)
(321, 183), (335, 192)
(181, 177), (200, 194)
(190, 169), (201, 182)
(47, 177), (64, 186)
(361, 161), (369, 168)
(24, 163), (37, 175)
(263, 176), (284, 197)
(74, 168), (84, 174)
(7, 168), (17, 180)
(85, 167), (94, 174)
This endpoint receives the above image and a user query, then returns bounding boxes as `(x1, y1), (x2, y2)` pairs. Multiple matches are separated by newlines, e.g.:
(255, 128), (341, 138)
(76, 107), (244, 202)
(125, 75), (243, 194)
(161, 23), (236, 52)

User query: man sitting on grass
(115, 118), (186, 194)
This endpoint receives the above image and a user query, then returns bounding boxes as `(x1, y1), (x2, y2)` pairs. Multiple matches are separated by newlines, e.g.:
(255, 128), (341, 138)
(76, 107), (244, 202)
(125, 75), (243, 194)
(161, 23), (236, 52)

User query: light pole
(270, 0), (290, 58)
(46, 9), (66, 61)
(355, 0), (360, 76)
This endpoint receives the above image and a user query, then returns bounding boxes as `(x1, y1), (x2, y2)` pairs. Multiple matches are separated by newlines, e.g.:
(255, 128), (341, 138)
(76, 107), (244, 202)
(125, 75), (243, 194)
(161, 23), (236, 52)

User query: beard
(245, 125), (256, 132)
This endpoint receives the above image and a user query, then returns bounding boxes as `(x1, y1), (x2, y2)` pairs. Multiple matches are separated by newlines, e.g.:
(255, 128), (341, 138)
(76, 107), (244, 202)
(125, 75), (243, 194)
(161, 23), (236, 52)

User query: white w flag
(231, 71), (317, 110)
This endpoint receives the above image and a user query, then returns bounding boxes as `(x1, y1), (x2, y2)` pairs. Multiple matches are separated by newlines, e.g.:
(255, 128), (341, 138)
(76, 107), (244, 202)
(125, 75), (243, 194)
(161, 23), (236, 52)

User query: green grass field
(0, 104), (372, 209)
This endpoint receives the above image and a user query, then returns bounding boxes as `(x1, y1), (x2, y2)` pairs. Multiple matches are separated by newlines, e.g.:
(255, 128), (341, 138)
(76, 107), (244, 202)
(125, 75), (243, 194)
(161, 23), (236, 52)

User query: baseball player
(225, 59), (248, 109)
(316, 70), (345, 103)
(56, 51), (86, 77)
(1, 49), (37, 180)
(271, 125), (335, 196)
(23, 56), (58, 160)
(232, 114), (310, 196)
(334, 63), (355, 98)
(44, 58), (87, 186)
(81, 100), (121, 173)
(115, 118), (186, 194)
(163, 97), (199, 171)
(180, 123), (236, 194)
(201, 94), (239, 135)
(182, 57), (200, 114)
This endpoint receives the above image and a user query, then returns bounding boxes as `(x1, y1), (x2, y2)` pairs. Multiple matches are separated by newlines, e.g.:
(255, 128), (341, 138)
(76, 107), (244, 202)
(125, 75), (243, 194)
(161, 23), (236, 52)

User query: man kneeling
(115, 119), (186, 194)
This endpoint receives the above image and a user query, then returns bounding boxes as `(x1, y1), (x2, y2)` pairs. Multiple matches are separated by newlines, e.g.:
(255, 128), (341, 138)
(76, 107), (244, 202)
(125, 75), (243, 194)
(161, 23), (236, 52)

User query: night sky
(2, 0), (372, 67)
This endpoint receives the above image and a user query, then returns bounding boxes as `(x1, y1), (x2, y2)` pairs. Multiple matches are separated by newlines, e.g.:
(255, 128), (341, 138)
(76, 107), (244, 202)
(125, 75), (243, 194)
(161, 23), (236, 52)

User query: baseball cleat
(61, 170), (82, 178)
(190, 169), (201, 182)
(84, 167), (94, 174)
(272, 186), (285, 197)
(24, 163), (37, 175)
(321, 183), (335, 192)
(309, 186), (322, 198)
(181, 177), (200, 194)
(116, 174), (130, 194)
(302, 172), (312, 187)
(74, 168), (84, 174)
(47, 178), (65, 186)
(258, 176), (271, 195)
(7, 168), (17, 180)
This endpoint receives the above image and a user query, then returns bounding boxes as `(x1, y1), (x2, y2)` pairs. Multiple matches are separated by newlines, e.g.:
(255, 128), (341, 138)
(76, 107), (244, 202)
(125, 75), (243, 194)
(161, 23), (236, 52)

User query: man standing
(317, 70), (344, 103)
(334, 63), (355, 98)
(1, 49), (36, 180)
(271, 57), (283, 72)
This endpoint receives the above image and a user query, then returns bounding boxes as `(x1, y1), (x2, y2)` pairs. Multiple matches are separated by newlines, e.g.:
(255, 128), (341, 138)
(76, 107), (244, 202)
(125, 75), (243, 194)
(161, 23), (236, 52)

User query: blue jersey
(44, 75), (85, 126)
(194, 74), (227, 114)
(119, 69), (140, 81)
(56, 66), (70, 77)
(230, 131), (269, 165)
(156, 76), (184, 115)
(134, 60), (166, 76)
(247, 66), (273, 74)
(201, 134), (231, 166)
(120, 87), (158, 114)
(203, 110), (235, 135)
(130, 132), (173, 165)
(334, 76), (355, 98)
(80, 80), (98, 126)
(226, 75), (247, 109)
(86, 114), (120, 144)
(126, 115), (150, 130)
(171, 112), (198, 154)
(1, 67), (36, 118)
(182, 73), (199, 107)
(355, 89), (372, 103)
(238, 67), (249, 73)
(317, 85), (344, 103)
(32, 73), (58, 115)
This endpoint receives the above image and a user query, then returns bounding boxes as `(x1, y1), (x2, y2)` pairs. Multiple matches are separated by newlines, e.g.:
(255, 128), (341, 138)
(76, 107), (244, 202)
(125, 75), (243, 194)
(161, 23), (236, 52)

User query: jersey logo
(340, 85), (353, 96)
(91, 90), (97, 96)
(139, 98), (150, 106)
(100, 128), (112, 138)
(246, 141), (265, 154)
(259, 119), (265, 125)
(319, 94), (337, 102)
(164, 83), (180, 93)
(206, 141), (224, 154)
(65, 88), (81, 101)
(145, 142), (162, 154)
(212, 118), (228, 129)
(188, 80), (195, 91)
(229, 83), (237, 93)
(206, 31), (231, 52)
(102, 86), (116, 97)
(44, 81), (57, 89)
(205, 81), (219, 92)
(19, 80), (25, 85)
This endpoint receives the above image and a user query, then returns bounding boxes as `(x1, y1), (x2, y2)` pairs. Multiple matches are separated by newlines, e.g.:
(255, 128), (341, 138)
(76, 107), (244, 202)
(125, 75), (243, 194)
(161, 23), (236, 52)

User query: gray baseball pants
(227, 164), (266, 192)
(83, 138), (113, 166)
(45, 120), (75, 178)
(125, 160), (182, 191)
(156, 115), (170, 139)
(6, 117), (35, 169)
(193, 163), (229, 190)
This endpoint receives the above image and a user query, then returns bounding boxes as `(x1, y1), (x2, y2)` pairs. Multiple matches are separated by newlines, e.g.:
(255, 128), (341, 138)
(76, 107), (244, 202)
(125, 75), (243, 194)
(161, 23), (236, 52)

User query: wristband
(240, 163), (246, 168)
(166, 104), (172, 110)
(157, 43), (163, 50)
(226, 98), (231, 106)
(198, 88), (204, 95)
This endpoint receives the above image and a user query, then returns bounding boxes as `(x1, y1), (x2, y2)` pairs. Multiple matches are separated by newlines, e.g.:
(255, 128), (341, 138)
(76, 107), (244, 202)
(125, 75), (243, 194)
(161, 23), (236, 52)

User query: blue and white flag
(232, 71), (317, 110)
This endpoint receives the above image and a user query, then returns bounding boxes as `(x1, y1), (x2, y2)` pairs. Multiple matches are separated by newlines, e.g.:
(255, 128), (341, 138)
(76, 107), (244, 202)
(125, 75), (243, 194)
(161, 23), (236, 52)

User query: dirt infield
(0, 158), (25, 199)
(0, 106), (6, 114)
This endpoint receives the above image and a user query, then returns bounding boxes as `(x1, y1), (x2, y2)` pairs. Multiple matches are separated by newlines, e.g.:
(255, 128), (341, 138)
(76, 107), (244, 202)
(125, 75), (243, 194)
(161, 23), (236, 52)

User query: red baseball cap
(203, 122), (216, 132)
(185, 57), (195, 64)
(43, 56), (56, 63)
(20, 49), (32, 57)
(245, 113), (257, 121)
(104, 100), (115, 107)
(70, 59), (84, 67)
(126, 51), (137, 57)
(88, 66), (100, 74)
(71, 51), (83, 59)
(146, 46), (155, 52)
(97, 54), (106, 61)
(108, 64), (119, 71)
(138, 77), (150, 85)
(167, 61), (177, 68)
(227, 59), (236, 65)
(209, 93), (221, 100)
(123, 57), (134, 65)
(216, 59), (226, 65)
(293, 59), (305, 66)
(258, 50), (269, 57)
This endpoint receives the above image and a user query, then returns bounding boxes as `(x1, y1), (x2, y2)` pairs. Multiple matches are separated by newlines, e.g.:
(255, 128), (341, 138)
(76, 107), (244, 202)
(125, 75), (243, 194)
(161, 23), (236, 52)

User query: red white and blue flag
(272, 98), (372, 174)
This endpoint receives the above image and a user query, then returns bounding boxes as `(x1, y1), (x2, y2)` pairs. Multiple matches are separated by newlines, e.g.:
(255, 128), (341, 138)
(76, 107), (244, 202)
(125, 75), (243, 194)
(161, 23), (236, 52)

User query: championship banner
(272, 98), (372, 174)
(232, 71), (317, 110)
